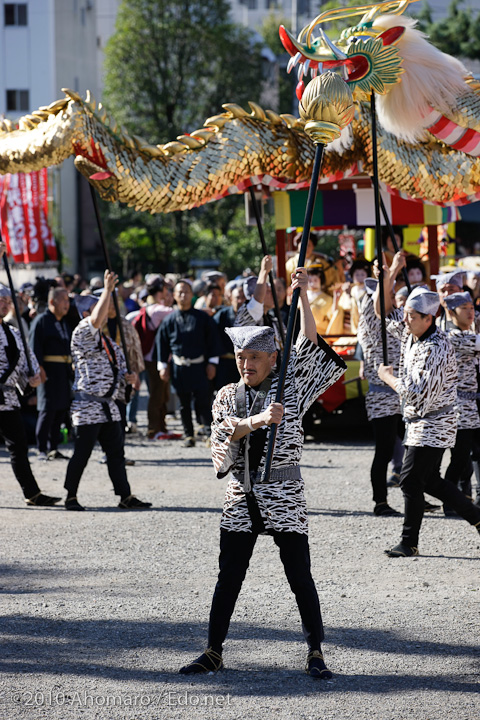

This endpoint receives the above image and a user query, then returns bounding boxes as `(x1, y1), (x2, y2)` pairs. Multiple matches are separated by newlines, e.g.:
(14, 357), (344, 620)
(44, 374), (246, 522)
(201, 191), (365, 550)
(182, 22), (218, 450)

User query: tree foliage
(414, 1), (480, 60)
(104, 0), (264, 143)
(101, 0), (270, 278)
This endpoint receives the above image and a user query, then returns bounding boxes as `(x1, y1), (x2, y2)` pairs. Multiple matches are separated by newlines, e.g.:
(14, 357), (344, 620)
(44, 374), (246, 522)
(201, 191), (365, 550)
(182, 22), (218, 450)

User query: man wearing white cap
(443, 292), (480, 508)
(375, 272), (480, 557)
(434, 270), (467, 331)
(0, 242), (60, 505)
(179, 267), (346, 679)
(64, 271), (151, 511)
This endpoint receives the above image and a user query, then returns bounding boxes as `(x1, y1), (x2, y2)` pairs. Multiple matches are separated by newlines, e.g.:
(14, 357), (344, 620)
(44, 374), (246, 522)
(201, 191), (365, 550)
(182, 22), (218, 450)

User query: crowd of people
(2, 233), (480, 677)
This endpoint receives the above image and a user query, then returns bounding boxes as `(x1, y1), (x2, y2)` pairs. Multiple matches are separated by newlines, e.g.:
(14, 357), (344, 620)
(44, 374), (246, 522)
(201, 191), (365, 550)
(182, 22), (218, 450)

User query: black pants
(400, 445), (480, 547)
(208, 530), (324, 654)
(370, 414), (404, 504)
(64, 421), (130, 498)
(177, 388), (212, 438)
(0, 409), (40, 498)
(445, 429), (474, 499)
(36, 406), (67, 453)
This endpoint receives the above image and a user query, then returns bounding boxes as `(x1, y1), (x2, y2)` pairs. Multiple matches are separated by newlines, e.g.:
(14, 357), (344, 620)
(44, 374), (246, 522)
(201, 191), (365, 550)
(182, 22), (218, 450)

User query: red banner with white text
(0, 170), (57, 263)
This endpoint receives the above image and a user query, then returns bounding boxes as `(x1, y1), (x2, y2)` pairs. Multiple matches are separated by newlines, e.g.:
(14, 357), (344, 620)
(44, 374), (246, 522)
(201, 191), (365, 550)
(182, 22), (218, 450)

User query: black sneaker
(179, 648), (223, 674)
(305, 650), (333, 679)
(25, 493), (61, 507)
(118, 495), (152, 509)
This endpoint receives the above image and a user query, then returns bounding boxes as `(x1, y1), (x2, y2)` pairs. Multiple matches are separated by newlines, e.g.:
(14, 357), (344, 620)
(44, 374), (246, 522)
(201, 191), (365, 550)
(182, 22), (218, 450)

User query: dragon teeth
(287, 51), (302, 74)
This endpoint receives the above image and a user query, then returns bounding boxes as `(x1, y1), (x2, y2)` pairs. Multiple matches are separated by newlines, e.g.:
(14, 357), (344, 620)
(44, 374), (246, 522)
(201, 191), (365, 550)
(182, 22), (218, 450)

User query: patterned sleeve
(16, 330), (40, 376)
(210, 384), (242, 478)
(395, 340), (455, 416)
(447, 329), (480, 357)
(386, 306), (405, 341)
(71, 319), (99, 360)
(293, 333), (347, 416)
(234, 299), (263, 327)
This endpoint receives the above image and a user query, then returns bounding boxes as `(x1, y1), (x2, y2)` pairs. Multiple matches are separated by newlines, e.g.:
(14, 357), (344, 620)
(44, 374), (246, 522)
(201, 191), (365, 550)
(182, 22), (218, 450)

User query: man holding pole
(0, 244), (60, 506)
(179, 267), (346, 678)
(64, 270), (151, 511)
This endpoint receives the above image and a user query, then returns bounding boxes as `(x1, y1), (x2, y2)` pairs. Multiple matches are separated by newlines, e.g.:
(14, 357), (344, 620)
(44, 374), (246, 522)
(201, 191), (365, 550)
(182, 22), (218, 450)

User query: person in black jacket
(156, 279), (221, 447)
(29, 287), (72, 460)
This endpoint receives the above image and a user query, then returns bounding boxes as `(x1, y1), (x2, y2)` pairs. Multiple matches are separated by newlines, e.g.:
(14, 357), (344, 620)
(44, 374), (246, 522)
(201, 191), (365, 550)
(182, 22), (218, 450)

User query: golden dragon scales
(1, 1), (480, 211)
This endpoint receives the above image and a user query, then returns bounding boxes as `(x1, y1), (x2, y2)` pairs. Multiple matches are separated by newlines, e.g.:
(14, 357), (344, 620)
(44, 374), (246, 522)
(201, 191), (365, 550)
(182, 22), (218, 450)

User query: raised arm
(373, 251), (406, 319)
(90, 270), (117, 329)
(292, 267), (317, 345)
(253, 255), (272, 306)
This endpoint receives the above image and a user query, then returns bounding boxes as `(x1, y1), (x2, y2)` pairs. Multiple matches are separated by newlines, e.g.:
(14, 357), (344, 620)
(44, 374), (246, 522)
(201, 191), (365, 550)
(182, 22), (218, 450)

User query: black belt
(368, 383), (397, 395)
(74, 391), (114, 422)
(457, 390), (480, 401)
(405, 404), (454, 424)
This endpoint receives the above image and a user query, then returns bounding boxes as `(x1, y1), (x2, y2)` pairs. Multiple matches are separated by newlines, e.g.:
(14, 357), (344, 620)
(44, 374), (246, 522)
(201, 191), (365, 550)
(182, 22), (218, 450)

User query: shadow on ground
(1, 614), (478, 695)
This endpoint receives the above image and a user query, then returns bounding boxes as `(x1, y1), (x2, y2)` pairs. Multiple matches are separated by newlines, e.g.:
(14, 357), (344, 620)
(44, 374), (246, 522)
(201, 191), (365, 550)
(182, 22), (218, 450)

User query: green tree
(414, 1), (480, 60)
(101, 0), (267, 277)
(104, 0), (264, 143)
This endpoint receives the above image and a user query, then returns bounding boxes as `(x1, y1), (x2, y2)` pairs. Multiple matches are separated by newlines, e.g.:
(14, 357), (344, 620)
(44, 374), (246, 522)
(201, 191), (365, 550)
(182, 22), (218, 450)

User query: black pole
(370, 93), (389, 366)
(1, 250), (34, 376)
(89, 184), (132, 374)
(248, 187), (286, 347)
(262, 143), (325, 482)
(377, 191), (411, 294)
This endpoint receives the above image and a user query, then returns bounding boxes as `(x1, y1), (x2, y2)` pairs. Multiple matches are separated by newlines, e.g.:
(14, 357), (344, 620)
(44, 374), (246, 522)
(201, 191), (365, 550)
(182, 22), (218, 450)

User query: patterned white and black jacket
(235, 299), (285, 351)
(211, 333), (346, 534)
(70, 318), (127, 426)
(0, 321), (40, 411)
(446, 328), (480, 430)
(387, 308), (457, 448)
(357, 293), (401, 421)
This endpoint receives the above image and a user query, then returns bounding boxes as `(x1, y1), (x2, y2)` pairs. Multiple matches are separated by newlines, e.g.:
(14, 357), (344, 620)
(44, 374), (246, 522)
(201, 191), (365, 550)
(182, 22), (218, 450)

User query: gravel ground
(1, 391), (479, 720)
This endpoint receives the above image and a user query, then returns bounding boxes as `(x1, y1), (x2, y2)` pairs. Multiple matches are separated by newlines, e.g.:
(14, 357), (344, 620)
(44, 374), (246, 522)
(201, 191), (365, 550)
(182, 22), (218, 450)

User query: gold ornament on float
(299, 71), (355, 144)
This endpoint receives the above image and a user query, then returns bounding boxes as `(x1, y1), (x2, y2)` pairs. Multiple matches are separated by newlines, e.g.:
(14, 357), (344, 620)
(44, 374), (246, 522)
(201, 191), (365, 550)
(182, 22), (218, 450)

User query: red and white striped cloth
(423, 108), (480, 157)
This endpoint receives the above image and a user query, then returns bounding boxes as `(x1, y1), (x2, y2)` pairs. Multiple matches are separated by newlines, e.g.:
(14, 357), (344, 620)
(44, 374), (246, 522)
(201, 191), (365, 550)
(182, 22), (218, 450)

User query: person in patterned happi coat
(235, 254), (286, 351)
(0, 261), (60, 507)
(179, 267), (346, 679)
(375, 267), (480, 558)
(63, 271), (151, 512)
(442, 292), (480, 509)
(357, 275), (402, 516)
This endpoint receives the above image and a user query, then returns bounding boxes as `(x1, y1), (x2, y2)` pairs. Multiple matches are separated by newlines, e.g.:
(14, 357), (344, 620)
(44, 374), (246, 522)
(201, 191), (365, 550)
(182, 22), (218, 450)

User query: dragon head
(279, 0), (414, 100)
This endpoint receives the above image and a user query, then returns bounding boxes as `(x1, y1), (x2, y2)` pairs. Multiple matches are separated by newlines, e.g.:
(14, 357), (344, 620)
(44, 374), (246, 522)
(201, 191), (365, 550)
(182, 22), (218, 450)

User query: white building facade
(0, 0), (99, 277)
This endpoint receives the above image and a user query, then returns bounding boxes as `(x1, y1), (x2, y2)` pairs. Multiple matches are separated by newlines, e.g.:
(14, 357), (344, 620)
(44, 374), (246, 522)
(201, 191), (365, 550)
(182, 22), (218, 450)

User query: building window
(266, 0), (279, 8)
(239, 0), (258, 8)
(6, 89), (29, 112)
(4, 3), (28, 26)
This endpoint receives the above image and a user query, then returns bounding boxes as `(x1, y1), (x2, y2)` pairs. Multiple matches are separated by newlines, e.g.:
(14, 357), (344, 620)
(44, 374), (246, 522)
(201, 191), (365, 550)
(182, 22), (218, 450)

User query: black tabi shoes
(385, 543), (419, 558)
(118, 495), (152, 509)
(25, 493), (61, 507)
(305, 650), (333, 679)
(65, 497), (85, 511)
(374, 502), (401, 517)
(179, 648), (223, 674)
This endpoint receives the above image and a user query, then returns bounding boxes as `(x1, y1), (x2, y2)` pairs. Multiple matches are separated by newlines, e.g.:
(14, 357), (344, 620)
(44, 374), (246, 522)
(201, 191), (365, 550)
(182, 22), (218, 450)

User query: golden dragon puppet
(0, 0), (479, 211)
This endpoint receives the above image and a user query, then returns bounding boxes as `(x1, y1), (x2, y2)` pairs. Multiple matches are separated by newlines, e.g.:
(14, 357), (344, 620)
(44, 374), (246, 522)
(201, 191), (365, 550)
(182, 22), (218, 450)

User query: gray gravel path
(1, 393), (479, 719)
